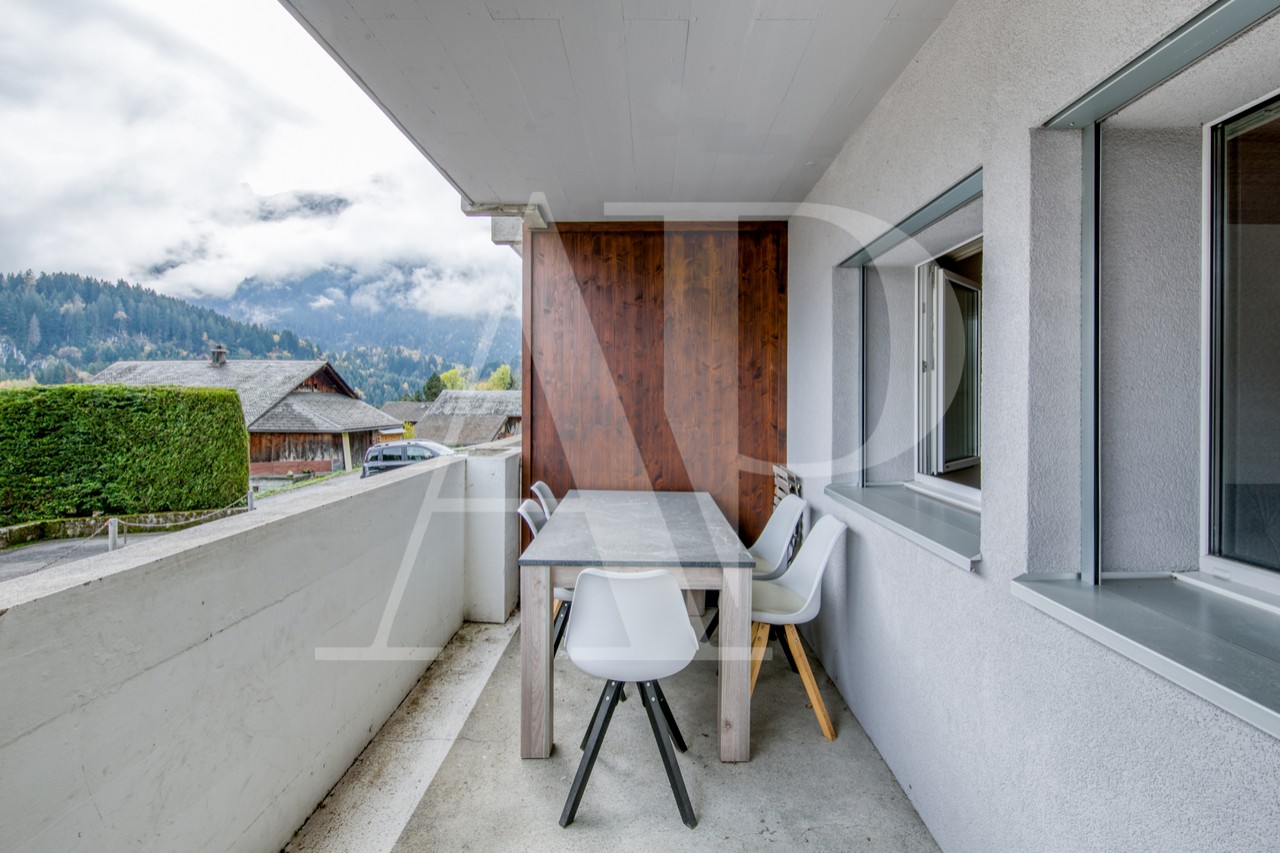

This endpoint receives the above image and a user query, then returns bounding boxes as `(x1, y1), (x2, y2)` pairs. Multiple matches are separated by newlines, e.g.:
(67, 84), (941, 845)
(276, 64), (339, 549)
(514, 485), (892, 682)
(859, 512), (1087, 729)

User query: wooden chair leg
(783, 624), (836, 740)
(749, 621), (770, 695)
(551, 599), (571, 655)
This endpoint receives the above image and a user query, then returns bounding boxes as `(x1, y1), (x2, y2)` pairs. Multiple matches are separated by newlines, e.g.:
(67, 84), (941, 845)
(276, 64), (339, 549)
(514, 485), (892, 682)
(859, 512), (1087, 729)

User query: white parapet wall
(0, 458), (467, 853)
(462, 437), (521, 623)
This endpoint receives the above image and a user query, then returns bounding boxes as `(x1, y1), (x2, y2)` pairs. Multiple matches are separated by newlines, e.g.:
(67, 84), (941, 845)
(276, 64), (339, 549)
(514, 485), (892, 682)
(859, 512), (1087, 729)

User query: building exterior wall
(787, 0), (1280, 850)
(248, 430), (380, 474)
(0, 460), (467, 853)
(1099, 127), (1203, 572)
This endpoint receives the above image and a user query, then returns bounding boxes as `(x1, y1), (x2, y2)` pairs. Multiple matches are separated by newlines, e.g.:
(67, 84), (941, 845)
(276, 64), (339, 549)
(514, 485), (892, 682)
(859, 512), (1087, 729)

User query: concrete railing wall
(462, 437), (521, 623)
(0, 457), (472, 853)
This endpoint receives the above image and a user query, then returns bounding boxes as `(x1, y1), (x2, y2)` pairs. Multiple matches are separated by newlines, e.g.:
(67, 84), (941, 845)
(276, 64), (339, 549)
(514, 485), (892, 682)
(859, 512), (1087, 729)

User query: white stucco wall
(1099, 127), (1203, 571)
(463, 440), (521, 622)
(0, 459), (467, 853)
(789, 0), (1280, 850)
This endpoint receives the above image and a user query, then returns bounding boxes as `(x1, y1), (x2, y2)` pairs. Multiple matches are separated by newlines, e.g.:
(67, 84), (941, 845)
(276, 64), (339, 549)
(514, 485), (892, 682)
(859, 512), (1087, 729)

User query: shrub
(0, 384), (249, 526)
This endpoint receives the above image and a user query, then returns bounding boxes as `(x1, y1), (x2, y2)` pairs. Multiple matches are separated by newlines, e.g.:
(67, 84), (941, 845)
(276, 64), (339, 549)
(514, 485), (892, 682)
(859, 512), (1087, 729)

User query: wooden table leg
(717, 568), (751, 762)
(521, 565), (553, 758)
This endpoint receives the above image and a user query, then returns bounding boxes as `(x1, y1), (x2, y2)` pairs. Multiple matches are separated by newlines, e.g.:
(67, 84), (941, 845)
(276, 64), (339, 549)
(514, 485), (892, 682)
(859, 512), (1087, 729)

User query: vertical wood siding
(525, 222), (786, 541)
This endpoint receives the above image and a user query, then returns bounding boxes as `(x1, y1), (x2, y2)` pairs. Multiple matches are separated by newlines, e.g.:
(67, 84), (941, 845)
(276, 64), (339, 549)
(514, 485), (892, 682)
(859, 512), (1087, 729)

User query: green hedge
(0, 384), (249, 527)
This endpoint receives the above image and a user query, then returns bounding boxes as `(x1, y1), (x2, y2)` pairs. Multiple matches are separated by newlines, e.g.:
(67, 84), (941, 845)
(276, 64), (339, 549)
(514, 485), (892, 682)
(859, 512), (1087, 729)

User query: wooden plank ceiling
(283, 0), (957, 220)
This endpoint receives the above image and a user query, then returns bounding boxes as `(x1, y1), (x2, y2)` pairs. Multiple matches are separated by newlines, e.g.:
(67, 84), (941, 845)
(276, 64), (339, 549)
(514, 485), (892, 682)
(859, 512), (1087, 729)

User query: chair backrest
(531, 480), (559, 517)
(518, 498), (547, 537)
(773, 515), (847, 625)
(749, 494), (807, 576)
(565, 569), (699, 683)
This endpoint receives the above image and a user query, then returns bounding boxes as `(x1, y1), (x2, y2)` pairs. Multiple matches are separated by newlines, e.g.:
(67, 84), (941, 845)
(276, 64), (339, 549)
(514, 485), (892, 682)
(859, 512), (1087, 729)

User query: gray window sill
(1011, 572), (1280, 741)
(825, 483), (980, 571)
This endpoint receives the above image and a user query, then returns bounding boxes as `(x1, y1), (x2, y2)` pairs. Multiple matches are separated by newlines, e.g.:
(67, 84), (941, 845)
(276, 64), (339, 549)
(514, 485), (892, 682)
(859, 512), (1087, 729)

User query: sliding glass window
(1211, 94), (1280, 572)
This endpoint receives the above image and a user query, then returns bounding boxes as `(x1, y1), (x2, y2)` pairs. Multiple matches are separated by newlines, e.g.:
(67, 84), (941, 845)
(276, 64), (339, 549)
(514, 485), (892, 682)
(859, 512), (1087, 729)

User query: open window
(917, 238), (982, 491)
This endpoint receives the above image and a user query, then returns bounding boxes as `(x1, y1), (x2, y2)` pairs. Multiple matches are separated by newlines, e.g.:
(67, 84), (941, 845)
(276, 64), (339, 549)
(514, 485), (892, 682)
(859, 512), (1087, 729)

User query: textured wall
(1099, 127), (1203, 571)
(0, 460), (467, 853)
(788, 0), (1280, 850)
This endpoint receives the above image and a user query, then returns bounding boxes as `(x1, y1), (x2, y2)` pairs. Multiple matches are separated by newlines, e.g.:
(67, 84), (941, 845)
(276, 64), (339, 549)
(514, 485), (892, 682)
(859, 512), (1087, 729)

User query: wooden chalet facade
(92, 350), (402, 475)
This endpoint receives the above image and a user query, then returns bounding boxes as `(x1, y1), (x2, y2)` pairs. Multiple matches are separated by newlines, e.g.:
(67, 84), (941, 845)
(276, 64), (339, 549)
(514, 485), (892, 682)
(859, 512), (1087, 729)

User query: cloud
(0, 0), (520, 320)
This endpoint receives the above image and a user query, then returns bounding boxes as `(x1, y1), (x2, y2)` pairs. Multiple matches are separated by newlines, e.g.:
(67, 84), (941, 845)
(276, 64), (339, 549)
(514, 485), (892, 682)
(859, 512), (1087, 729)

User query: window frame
(914, 239), (983, 504)
(1199, 86), (1280, 595)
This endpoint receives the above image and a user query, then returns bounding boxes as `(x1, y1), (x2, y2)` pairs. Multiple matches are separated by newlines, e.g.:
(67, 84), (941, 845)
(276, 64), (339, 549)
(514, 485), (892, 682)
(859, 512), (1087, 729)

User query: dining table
(518, 489), (757, 762)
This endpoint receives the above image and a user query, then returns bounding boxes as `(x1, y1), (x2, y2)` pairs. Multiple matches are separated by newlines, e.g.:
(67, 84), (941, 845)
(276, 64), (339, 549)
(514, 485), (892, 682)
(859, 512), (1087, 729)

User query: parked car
(360, 439), (457, 478)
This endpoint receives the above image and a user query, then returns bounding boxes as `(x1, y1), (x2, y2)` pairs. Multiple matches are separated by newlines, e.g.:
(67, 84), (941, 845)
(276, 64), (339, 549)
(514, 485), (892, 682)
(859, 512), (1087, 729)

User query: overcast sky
(0, 0), (521, 318)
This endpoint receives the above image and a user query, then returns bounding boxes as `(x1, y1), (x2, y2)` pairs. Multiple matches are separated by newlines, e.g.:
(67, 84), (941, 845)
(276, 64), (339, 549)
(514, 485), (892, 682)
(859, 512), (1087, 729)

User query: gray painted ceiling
(284, 0), (957, 221)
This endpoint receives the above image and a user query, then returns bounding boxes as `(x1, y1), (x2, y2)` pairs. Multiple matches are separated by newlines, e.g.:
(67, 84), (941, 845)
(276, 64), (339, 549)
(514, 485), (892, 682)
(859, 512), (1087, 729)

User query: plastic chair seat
(750, 581), (806, 623)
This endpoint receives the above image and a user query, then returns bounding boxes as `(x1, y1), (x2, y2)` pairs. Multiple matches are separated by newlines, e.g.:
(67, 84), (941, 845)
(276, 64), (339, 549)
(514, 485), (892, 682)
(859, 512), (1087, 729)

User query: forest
(0, 271), (513, 406)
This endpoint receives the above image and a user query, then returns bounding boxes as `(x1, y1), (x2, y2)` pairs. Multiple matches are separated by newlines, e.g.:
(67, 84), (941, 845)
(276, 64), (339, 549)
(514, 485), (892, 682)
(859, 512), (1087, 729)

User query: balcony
(0, 439), (935, 851)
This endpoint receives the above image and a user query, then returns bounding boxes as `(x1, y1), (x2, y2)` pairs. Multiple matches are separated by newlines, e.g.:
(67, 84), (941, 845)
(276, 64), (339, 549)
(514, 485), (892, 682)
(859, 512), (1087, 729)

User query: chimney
(210, 344), (228, 367)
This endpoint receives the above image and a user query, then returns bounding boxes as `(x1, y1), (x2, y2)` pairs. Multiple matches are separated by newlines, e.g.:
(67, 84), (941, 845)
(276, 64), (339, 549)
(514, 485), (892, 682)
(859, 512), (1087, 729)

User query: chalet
(91, 347), (402, 475)
(413, 390), (521, 448)
(379, 400), (433, 431)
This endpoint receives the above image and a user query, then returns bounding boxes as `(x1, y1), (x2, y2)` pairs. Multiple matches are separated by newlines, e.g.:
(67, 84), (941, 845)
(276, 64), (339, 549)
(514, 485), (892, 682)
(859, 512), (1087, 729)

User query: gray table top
(518, 490), (755, 569)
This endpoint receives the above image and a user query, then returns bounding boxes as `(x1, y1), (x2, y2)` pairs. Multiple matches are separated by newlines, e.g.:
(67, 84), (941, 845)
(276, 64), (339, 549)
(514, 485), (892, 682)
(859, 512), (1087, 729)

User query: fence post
(107, 517), (119, 552)
(247, 488), (255, 512)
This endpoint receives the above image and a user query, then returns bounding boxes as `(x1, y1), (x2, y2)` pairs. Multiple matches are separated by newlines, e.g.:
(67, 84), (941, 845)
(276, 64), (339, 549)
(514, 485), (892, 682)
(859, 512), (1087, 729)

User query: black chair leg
(562, 680), (624, 827)
(699, 609), (719, 644)
(773, 625), (800, 673)
(650, 680), (687, 752)
(551, 600), (571, 654)
(638, 680), (697, 828)
(580, 680), (609, 751)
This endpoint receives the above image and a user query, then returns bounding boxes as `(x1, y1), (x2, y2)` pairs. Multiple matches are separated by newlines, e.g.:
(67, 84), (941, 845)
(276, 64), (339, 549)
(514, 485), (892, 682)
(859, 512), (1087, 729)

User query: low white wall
(0, 458), (466, 853)
(463, 438), (521, 622)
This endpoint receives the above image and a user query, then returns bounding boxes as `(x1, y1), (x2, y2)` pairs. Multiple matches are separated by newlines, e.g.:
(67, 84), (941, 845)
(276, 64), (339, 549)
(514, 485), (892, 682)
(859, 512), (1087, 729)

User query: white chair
(700, 494), (808, 643)
(749, 515), (847, 740)
(750, 493), (807, 580)
(522, 494), (573, 648)
(531, 480), (559, 517)
(517, 498), (546, 536)
(560, 569), (699, 829)
(518, 499), (573, 653)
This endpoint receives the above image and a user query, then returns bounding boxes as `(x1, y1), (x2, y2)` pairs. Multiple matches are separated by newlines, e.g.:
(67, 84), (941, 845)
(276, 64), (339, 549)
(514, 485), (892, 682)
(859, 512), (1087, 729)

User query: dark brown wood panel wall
(524, 221), (786, 542)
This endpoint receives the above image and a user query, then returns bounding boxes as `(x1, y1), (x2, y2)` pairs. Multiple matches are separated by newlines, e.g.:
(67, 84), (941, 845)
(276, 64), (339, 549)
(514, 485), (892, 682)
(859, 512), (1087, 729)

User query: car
(360, 439), (458, 478)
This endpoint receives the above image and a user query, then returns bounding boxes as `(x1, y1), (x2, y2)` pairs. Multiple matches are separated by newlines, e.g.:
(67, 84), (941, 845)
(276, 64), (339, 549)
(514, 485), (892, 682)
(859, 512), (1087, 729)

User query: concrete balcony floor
(288, 615), (939, 852)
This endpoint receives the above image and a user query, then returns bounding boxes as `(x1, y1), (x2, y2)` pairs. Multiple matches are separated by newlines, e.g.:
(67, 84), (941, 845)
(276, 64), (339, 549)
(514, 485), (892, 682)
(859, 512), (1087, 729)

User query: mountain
(0, 271), (320, 384)
(196, 266), (521, 373)
(0, 271), (517, 406)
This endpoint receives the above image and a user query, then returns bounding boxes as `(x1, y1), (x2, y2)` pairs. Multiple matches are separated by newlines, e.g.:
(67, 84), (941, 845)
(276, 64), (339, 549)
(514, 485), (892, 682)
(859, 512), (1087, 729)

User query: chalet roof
(427, 390), (521, 418)
(91, 359), (333, 426)
(412, 414), (511, 448)
(380, 401), (434, 424)
(250, 392), (401, 434)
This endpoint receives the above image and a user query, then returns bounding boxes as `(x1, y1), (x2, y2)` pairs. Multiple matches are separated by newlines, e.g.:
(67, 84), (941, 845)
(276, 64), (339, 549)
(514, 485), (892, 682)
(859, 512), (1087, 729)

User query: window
(407, 445), (431, 461)
(917, 240), (982, 489)
(1210, 94), (1280, 573)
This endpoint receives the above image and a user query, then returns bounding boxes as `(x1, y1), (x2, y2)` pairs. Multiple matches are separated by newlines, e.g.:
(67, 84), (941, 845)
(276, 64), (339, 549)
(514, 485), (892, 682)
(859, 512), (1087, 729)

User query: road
(0, 473), (362, 584)
(0, 532), (168, 583)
